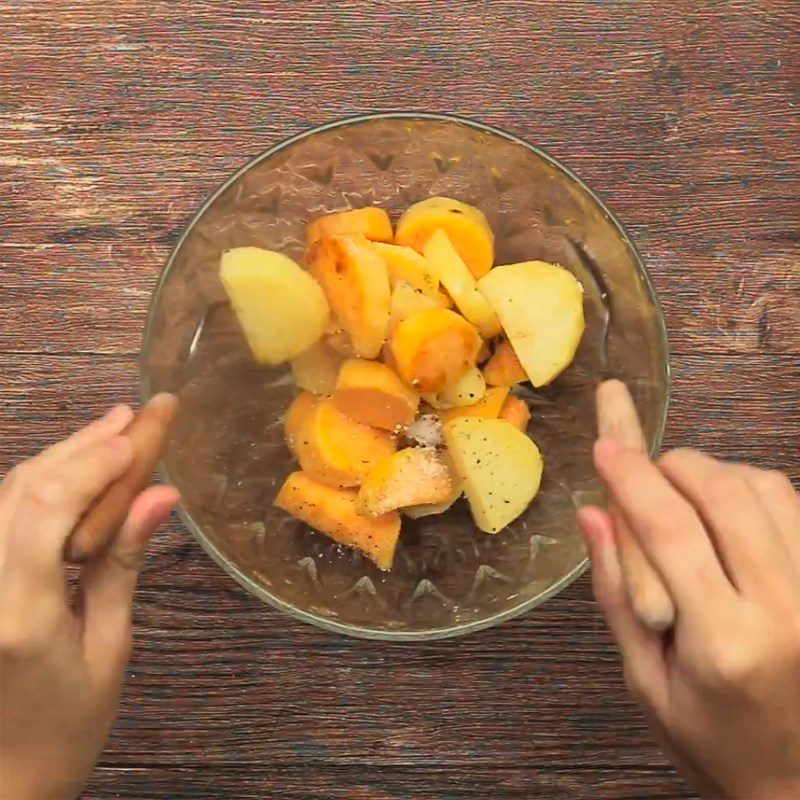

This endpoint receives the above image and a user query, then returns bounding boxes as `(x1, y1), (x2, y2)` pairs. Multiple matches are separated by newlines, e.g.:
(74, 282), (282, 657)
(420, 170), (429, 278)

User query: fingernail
(103, 404), (132, 423)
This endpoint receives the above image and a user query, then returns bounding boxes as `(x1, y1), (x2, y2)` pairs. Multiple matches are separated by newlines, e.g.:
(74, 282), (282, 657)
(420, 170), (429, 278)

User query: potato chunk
(389, 281), (438, 330)
(357, 447), (458, 516)
(370, 242), (440, 298)
(443, 417), (543, 533)
(291, 339), (346, 395)
(308, 234), (391, 359)
(220, 247), (330, 364)
(396, 196), (494, 278)
(442, 386), (509, 424)
(423, 366), (487, 410)
(275, 471), (400, 570)
(333, 358), (419, 431)
(423, 230), (501, 339)
(478, 261), (585, 387)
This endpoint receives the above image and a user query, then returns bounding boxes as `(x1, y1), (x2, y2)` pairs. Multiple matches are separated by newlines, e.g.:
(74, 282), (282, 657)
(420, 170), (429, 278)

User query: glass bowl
(141, 112), (669, 640)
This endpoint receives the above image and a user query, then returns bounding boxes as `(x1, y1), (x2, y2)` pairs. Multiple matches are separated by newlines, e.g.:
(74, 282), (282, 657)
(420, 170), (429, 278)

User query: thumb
(81, 485), (180, 667)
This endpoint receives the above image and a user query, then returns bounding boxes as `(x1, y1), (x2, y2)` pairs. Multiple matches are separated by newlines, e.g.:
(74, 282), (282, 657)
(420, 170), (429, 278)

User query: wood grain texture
(1, 1), (798, 798)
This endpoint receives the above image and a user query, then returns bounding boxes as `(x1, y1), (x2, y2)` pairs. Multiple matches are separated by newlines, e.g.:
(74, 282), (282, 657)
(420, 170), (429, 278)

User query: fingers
(659, 449), (796, 594)
(33, 404), (134, 466)
(594, 438), (737, 617)
(596, 379), (648, 451)
(744, 466), (800, 570)
(596, 380), (676, 632)
(80, 485), (179, 668)
(578, 505), (669, 715)
(4, 437), (134, 597)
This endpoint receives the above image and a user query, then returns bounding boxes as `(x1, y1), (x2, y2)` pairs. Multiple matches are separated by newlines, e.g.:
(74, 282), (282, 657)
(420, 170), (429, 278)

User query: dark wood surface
(2, 2), (798, 798)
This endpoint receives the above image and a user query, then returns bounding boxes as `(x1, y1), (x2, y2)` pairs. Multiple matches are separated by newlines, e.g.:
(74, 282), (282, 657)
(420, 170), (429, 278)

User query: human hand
(0, 404), (180, 800)
(579, 434), (800, 799)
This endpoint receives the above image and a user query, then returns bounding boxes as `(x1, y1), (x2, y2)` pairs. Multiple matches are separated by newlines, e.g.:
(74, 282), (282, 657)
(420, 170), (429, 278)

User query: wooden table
(2, 2), (798, 798)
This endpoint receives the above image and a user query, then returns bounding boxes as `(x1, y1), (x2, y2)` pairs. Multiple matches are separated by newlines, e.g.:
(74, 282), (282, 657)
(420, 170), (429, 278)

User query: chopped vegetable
(220, 247), (330, 364)
(396, 196), (494, 278)
(389, 307), (481, 393)
(307, 207), (393, 245)
(443, 417), (543, 534)
(275, 471), (400, 570)
(357, 447), (458, 516)
(308, 234), (391, 359)
(294, 398), (396, 488)
(333, 358), (419, 431)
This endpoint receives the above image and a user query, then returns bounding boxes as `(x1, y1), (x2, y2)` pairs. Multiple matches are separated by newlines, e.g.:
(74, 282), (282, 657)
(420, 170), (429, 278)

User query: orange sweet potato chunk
(357, 447), (459, 516)
(389, 307), (481, 393)
(308, 234), (391, 359)
(295, 397), (396, 488)
(275, 471), (400, 570)
(441, 386), (510, 424)
(483, 339), (527, 386)
(333, 359), (419, 431)
(499, 395), (531, 432)
(307, 207), (393, 246)
(284, 391), (320, 454)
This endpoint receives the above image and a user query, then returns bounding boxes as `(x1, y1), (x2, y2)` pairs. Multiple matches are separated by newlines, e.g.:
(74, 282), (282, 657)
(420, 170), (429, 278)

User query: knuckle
(752, 469), (795, 501)
(703, 469), (746, 508)
(695, 644), (758, 690)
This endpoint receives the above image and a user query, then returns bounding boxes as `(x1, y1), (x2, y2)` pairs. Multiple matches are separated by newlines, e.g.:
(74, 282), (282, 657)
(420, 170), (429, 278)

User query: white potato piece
(478, 261), (584, 387)
(290, 339), (346, 395)
(443, 417), (543, 534)
(423, 366), (486, 410)
(402, 495), (460, 519)
(424, 230), (502, 339)
(371, 242), (441, 299)
(220, 247), (330, 364)
(389, 281), (438, 329)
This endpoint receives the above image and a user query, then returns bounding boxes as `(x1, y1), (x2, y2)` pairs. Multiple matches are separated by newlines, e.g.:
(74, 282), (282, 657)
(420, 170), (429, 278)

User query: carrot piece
(294, 397), (396, 488)
(284, 391), (320, 454)
(498, 395), (531, 432)
(483, 339), (527, 386)
(333, 359), (419, 431)
(396, 197), (494, 279)
(357, 447), (459, 516)
(442, 386), (510, 424)
(275, 471), (400, 570)
(389, 307), (481, 393)
(308, 234), (391, 359)
(307, 207), (393, 246)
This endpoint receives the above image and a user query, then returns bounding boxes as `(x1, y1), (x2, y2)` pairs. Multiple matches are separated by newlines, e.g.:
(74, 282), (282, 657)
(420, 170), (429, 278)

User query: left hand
(0, 404), (179, 800)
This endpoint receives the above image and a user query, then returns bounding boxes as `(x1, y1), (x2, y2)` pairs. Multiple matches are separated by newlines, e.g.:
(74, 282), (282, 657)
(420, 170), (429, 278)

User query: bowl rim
(140, 110), (671, 641)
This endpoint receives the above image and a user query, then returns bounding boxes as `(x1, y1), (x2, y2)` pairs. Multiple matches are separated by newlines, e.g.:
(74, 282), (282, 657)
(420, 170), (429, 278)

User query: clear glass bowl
(141, 113), (669, 640)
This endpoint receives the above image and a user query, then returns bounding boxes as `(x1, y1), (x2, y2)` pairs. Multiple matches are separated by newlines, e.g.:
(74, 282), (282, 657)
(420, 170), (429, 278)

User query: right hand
(579, 439), (800, 799)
